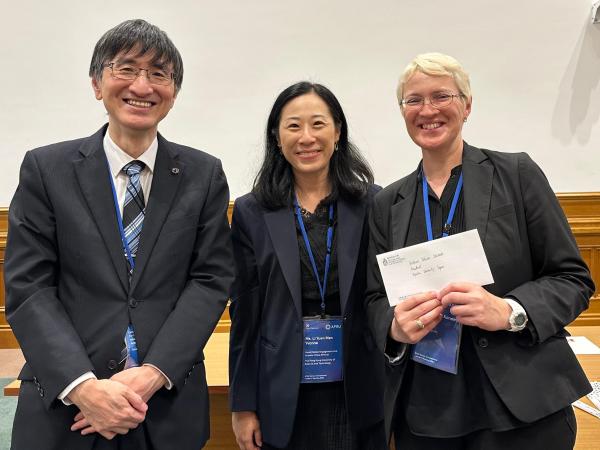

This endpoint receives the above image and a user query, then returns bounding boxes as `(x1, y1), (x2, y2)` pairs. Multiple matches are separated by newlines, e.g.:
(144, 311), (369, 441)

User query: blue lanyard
(294, 197), (335, 316)
(107, 161), (136, 276)
(422, 170), (463, 241)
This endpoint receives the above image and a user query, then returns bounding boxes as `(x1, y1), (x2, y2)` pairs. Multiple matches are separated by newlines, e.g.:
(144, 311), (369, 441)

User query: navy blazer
(5, 125), (234, 450)
(365, 143), (595, 437)
(229, 187), (384, 448)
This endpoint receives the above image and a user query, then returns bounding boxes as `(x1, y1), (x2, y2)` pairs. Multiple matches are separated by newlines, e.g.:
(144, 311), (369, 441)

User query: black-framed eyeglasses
(400, 92), (464, 110)
(104, 62), (175, 86)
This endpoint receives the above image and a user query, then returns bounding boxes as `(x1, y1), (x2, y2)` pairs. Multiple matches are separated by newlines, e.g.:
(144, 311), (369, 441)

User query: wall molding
(1, 193), (600, 348)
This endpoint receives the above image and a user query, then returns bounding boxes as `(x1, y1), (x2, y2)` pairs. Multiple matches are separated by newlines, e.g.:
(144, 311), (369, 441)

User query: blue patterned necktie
(121, 160), (145, 369)
(122, 161), (146, 265)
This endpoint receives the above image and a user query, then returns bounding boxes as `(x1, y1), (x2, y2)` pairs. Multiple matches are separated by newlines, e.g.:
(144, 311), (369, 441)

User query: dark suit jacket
(4, 125), (234, 450)
(365, 143), (595, 436)
(228, 188), (384, 448)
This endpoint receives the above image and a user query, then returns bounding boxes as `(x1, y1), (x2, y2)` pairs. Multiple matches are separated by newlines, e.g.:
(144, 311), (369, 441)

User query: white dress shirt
(104, 132), (157, 214)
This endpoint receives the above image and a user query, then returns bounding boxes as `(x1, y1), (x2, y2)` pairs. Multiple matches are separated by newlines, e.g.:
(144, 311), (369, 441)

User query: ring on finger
(415, 318), (425, 330)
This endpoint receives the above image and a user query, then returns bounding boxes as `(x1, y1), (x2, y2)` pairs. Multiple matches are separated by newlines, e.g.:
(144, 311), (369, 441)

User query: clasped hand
(389, 282), (511, 344)
(69, 366), (166, 440)
(232, 411), (262, 450)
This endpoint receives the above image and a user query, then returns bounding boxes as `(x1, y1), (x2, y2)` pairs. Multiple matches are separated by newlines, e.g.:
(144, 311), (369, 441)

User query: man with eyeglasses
(5, 19), (233, 450)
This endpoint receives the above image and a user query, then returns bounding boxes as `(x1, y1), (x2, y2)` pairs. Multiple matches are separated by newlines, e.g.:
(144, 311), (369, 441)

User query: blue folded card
(411, 310), (462, 374)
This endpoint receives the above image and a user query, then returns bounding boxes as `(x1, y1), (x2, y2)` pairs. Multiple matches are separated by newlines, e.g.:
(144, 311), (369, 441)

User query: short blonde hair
(397, 52), (471, 104)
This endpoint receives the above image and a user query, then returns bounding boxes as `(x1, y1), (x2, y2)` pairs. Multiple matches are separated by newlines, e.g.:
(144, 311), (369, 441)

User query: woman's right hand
(232, 411), (263, 450)
(389, 291), (443, 344)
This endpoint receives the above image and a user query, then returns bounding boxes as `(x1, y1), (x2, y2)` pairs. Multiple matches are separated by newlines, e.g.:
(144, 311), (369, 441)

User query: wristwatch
(505, 298), (528, 332)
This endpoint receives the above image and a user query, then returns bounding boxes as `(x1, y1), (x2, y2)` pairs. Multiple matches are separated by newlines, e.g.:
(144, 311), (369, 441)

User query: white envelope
(376, 229), (494, 306)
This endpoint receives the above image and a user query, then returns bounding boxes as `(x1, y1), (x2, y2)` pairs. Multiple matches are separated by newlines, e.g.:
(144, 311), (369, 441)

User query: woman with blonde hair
(366, 52), (594, 449)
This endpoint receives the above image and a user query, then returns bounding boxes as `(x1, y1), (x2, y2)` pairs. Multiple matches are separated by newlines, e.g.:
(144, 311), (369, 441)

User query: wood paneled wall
(2, 193), (600, 348)
(0, 208), (16, 348)
(558, 193), (600, 325)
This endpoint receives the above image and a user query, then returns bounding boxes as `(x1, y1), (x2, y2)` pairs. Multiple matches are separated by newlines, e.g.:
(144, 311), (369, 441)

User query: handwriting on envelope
(376, 229), (494, 306)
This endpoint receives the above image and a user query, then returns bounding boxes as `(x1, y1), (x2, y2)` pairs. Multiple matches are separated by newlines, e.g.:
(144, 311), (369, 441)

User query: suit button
(107, 359), (118, 370)
(129, 298), (138, 308)
(478, 337), (489, 348)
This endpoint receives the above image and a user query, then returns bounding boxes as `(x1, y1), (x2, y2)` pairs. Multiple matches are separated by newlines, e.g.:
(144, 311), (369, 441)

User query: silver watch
(505, 298), (528, 332)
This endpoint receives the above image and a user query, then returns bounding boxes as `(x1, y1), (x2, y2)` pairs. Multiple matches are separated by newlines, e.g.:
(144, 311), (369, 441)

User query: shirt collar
(103, 132), (158, 178)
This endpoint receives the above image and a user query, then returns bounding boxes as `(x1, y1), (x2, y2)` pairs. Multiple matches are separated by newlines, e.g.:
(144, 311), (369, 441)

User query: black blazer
(365, 143), (595, 435)
(229, 188), (384, 448)
(5, 125), (234, 450)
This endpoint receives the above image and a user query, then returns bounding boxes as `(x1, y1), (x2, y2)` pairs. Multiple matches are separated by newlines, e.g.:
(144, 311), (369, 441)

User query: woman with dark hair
(229, 81), (386, 449)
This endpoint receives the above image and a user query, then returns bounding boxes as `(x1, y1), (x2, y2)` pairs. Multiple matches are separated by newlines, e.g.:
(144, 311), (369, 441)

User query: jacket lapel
(264, 207), (303, 319)
(462, 143), (493, 243)
(387, 144), (493, 254)
(391, 169), (419, 250)
(130, 134), (183, 291)
(74, 126), (129, 292)
(336, 197), (365, 316)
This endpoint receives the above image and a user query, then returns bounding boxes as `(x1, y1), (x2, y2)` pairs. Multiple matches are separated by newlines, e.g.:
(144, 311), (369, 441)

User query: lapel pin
(171, 167), (180, 175)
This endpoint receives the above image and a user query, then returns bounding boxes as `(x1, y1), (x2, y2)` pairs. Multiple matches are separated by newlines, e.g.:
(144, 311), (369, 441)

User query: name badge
(302, 317), (343, 383)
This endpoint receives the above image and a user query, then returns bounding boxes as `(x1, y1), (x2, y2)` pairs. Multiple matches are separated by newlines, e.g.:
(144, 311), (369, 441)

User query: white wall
(0, 0), (598, 205)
